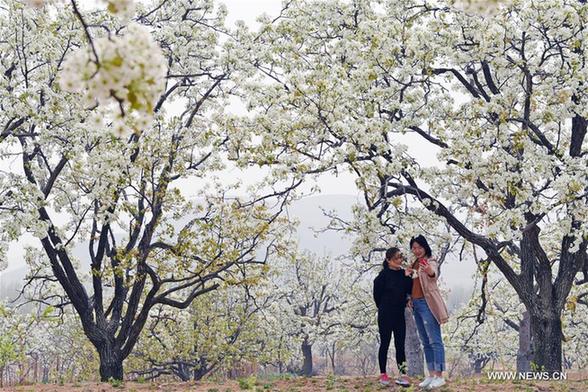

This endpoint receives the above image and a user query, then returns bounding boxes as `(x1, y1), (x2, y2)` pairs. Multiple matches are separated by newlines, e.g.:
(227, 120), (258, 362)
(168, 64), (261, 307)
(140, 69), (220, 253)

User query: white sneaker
(395, 376), (411, 387)
(427, 376), (446, 389)
(418, 376), (434, 388)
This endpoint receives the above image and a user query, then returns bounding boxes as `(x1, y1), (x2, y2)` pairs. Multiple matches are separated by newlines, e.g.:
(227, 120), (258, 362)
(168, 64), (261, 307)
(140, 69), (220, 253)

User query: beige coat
(414, 258), (449, 325)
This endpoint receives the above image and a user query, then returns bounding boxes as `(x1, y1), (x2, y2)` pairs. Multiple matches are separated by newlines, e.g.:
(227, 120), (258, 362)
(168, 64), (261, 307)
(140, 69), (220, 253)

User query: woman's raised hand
(419, 260), (435, 276)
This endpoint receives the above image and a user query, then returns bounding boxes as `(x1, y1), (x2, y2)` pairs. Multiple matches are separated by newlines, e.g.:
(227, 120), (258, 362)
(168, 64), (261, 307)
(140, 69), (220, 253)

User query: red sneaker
(379, 373), (391, 386)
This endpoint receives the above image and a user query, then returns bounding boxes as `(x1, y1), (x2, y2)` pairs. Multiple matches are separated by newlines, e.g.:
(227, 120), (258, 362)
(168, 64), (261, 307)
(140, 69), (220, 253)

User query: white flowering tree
(0, 0), (296, 381)
(266, 251), (354, 376)
(561, 282), (588, 370)
(0, 301), (97, 386)
(445, 266), (523, 375)
(330, 267), (382, 376)
(0, 304), (25, 387)
(447, 261), (588, 375)
(235, 0), (588, 372)
(127, 280), (282, 381)
(21, 311), (99, 384)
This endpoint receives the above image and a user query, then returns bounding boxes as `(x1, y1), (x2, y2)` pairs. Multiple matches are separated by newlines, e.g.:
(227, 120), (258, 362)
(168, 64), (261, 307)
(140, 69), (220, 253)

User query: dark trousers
(378, 307), (407, 374)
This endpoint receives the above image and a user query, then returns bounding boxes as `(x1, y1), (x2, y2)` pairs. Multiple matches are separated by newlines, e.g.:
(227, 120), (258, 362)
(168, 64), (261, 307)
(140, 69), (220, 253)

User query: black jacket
(373, 267), (413, 311)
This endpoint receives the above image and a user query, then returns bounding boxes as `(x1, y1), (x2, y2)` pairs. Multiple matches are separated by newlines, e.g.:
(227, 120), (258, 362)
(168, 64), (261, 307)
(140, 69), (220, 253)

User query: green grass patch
(108, 377), (124, 388)
(237, 375), (257, 390)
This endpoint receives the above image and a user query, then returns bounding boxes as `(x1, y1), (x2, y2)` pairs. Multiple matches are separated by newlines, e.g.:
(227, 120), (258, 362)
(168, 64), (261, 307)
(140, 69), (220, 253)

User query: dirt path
(1, 374), (587, 391)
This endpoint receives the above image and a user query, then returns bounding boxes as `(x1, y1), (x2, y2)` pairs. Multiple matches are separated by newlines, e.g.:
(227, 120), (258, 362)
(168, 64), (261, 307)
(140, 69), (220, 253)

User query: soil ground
(1, 373), (587, 391)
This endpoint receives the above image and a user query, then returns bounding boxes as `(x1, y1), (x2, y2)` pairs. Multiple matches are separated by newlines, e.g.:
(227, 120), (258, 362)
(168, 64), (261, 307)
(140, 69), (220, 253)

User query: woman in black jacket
(373, 247), (413, 387)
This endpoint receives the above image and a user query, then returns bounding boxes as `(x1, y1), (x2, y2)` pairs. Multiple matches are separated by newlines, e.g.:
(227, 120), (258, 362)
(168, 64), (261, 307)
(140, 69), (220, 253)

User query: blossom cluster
(101, 0), (136, 20)
(59, 23), (166, 137)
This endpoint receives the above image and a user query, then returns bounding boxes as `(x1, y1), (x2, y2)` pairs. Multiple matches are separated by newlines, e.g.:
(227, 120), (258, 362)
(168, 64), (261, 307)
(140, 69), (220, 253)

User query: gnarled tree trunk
(529, 312), (562, 372)
(97, 342), (123, 382)
(301, 339), (313, 376)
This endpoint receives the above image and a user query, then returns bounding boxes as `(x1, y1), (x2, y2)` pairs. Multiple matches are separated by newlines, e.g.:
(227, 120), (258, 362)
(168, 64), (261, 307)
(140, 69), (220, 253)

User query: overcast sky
(222, 0), (283, 26)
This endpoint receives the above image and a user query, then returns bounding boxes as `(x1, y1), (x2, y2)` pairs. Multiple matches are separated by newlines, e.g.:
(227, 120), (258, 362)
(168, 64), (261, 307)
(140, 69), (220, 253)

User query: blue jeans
(413, 298), (445, 372)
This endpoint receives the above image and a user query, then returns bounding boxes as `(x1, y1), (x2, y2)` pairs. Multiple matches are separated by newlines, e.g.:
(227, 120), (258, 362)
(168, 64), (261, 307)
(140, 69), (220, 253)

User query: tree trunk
(301, 340), (313, 376)
(98, 343), (123, 382)
(516, 310), (531, 372)
(175, 362), (191, 382)
(33, 355), (38, 383)
(327, 341), (337, 374)
(530, 313), (562, 373)
(470, 354), (490, 375)
(471, 358), (482, 375)
(42, 365), (49, 383)
(193, 358), (211, 381)
(405, 307), (424, 376)
(562, 350), (573, 370)
(56, 356), (60, 381)
(18, 362), (25, 384)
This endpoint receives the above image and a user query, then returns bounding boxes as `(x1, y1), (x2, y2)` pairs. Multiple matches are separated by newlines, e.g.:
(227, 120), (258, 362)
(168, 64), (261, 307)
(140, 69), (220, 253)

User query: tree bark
(174, 362), (191, 382)
(301, 340), (313, 376)
(193, 357), (211, 381)
(470, 356), (485, 375)
(405, 307), (424, 376)
(97, 342), (123, 382)
(33, 355), (38, 383)
(529, 313), (562, 373)
(516, 310), (531, 372)
(327, 341), (337, 374)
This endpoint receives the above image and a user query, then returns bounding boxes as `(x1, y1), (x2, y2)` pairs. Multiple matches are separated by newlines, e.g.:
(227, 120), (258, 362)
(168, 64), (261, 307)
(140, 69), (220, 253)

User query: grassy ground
(1, 373), (587, 392)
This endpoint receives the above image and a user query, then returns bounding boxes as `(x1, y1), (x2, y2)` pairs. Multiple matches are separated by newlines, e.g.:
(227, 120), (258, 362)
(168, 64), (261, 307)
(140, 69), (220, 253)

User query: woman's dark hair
(410, 235), (432, 257)
(382, 247), (401, 269)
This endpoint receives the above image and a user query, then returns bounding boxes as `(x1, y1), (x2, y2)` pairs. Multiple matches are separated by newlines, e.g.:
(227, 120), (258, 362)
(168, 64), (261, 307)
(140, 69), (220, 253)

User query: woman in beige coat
(405, 235), (449, 390)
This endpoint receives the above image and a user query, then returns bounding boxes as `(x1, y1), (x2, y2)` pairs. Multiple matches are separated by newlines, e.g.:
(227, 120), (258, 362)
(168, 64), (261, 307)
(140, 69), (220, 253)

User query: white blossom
(59, 23), (166, 138)
(101, 0), (136, 20)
